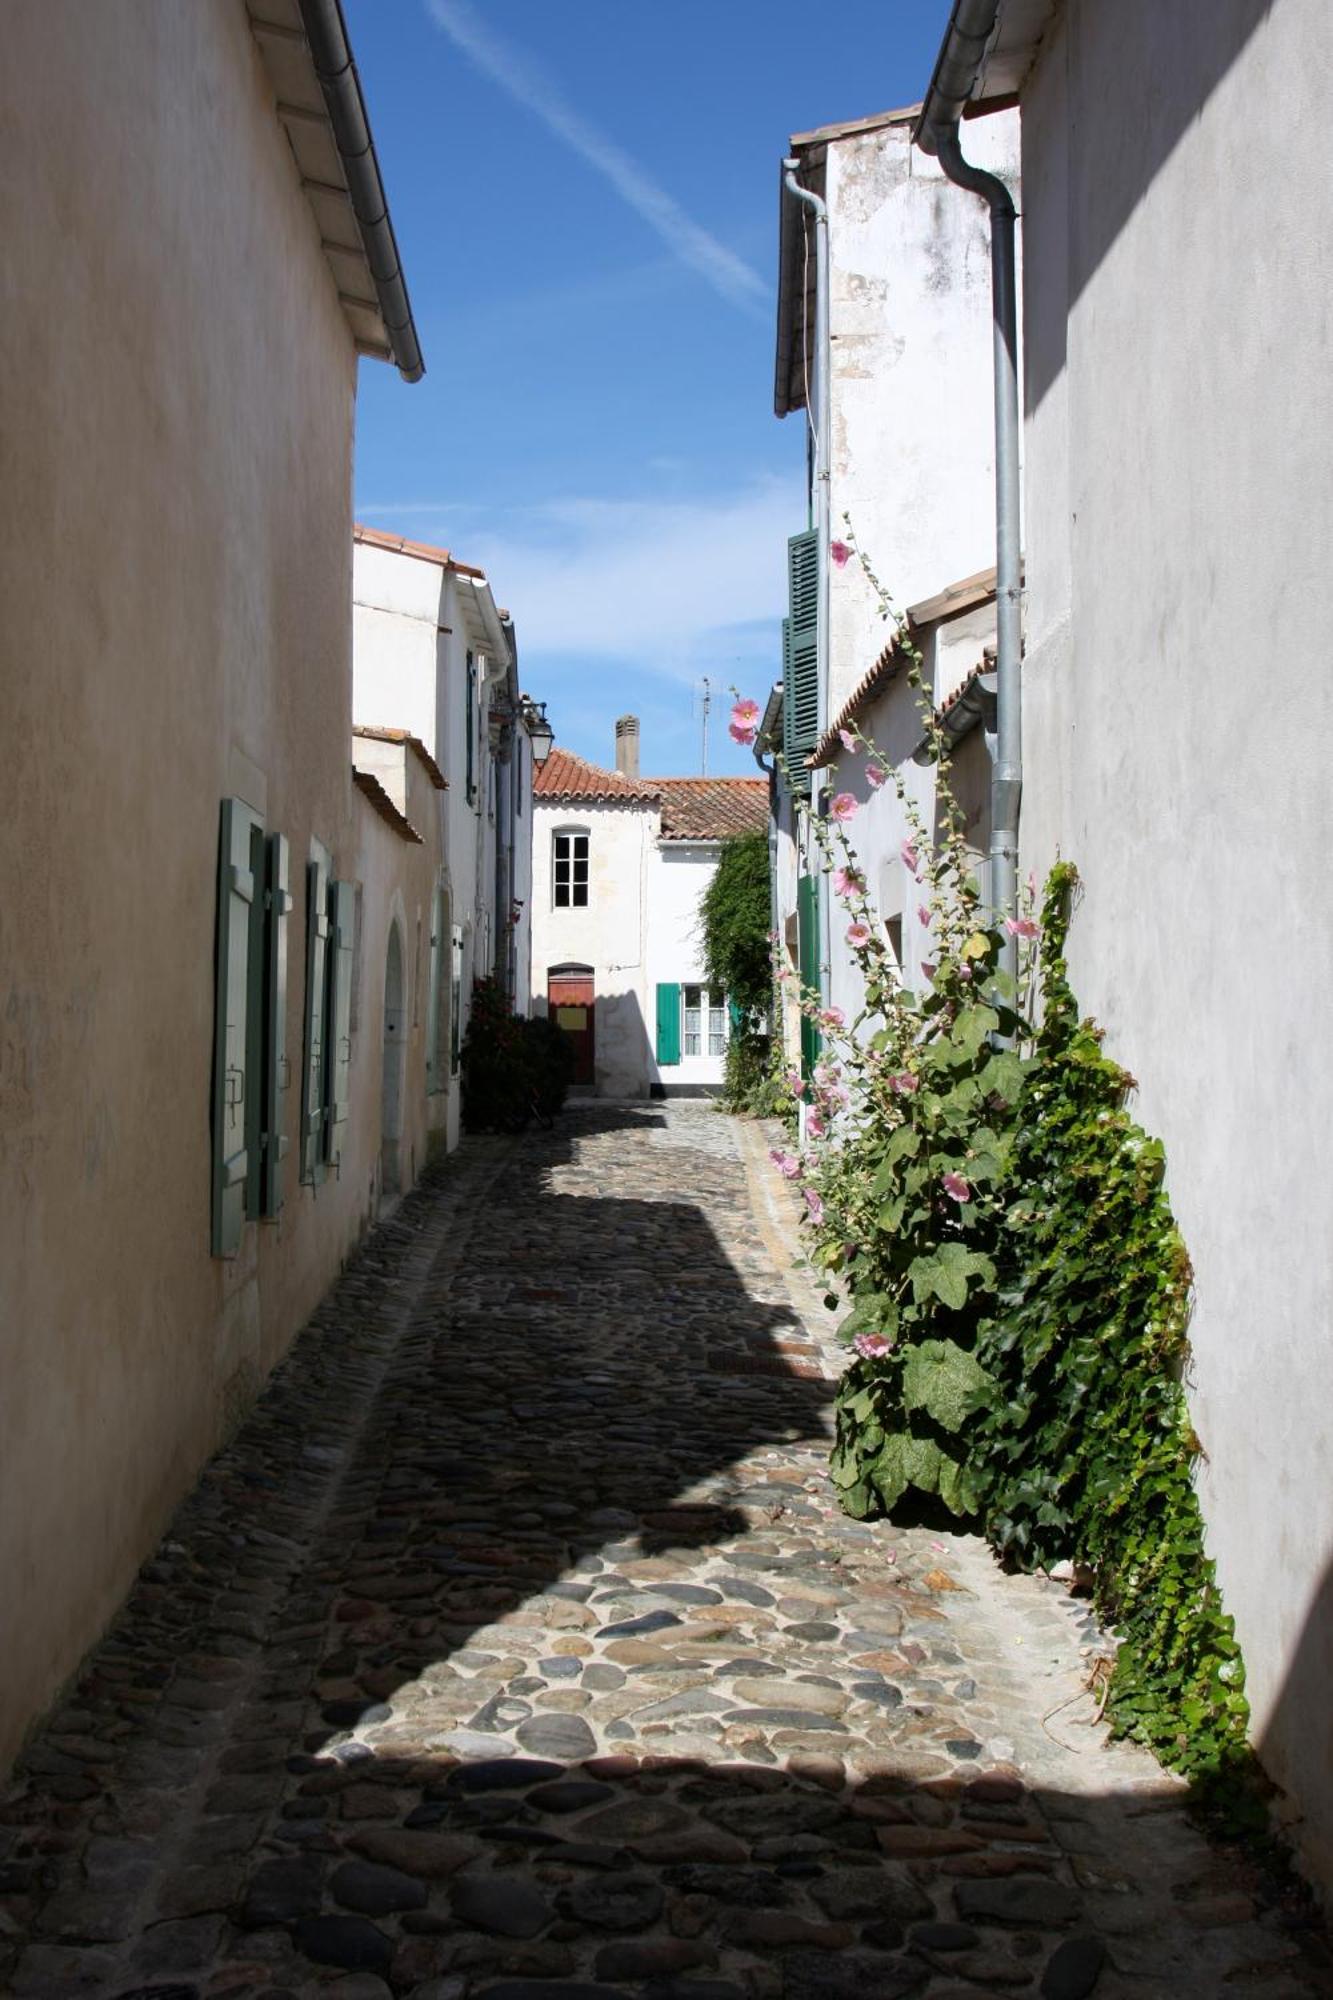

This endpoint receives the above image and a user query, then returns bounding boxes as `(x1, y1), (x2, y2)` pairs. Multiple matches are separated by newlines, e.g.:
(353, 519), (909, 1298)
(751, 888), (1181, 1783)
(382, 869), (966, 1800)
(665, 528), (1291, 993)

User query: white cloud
(461, 481), (792, 685)
(425, 0), (769, 318)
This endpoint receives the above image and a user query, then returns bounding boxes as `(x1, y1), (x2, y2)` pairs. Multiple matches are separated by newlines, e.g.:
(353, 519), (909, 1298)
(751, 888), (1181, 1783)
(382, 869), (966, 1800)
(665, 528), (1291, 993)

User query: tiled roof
(532, 748), (660, 805)
(658, 779), (770, 842)
(353, 768), (423, 843)
(808, 566), (998, 766)
(354, 523), (486, 580)
(352, 725), (448, 791)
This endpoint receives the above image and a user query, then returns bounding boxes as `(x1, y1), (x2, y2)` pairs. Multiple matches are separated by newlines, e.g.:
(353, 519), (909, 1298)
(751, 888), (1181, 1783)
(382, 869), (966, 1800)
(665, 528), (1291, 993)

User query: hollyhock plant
(769, 1148), (802, 1180)
(901, 839), (921, 875)
(833, 866), (864, 898)
(917, 904), (931, 925)
(830, 539), (851, 568)
(729, 719), (756, 745)
(941, 1172), (972, 1203)
(846, 921), (871, 948)
(1006, 915), (1041, 940)
(802, 1186), (825, 1225)
(818, 1006), (845, 1029)
(866, 764), (887, 789)
(830, 793), (858, 823)
(732, 698), (760, 726)
(854, 1332), (893, 1360)
(888, 1071), (919, 1095)
(839, 728), (857, 752)
(806, 1110), (827, 1140)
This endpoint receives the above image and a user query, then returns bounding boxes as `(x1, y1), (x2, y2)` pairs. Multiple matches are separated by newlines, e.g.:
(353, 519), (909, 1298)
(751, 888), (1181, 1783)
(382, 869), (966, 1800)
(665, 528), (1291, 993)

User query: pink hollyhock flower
(846, 921), (871, 948)
(1006, 916), (1041, 940)
(901, 839), (921, 874)
(1027, 870), (1038, 899)
(818, 1006), (845, 1029)
(838, 728), (857, 753)
(854, 1332), (893, 1360)
(830, 539), (851, 568)
(833, 866), (863, 898)
(942, 1172), (972, 1203)
(957, 964), (974, 983)
(728, 720), (757, 745)
(921, 961), (937, 982)
(768, 1148), (801, 1180)
(731, 698), (760, 726)
(802, 1186), (826, 1225)
(829, 792), (858, 822)
(806, 1110), (826, 1140)
(888, 1071), (919, 1095)
(821, 1082), (851, 1109)
(866, 764), (887, 790)
(917, 904), (931, 925)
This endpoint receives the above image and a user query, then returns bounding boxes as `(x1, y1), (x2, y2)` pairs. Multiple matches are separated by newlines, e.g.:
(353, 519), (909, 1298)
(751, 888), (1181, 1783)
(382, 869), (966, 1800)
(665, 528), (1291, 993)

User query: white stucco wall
(824, 110), (1020, 715)
(1016, 0), (1333, 1893)
(0, 2), (411, 1772)
(530, 801), (653, 1096)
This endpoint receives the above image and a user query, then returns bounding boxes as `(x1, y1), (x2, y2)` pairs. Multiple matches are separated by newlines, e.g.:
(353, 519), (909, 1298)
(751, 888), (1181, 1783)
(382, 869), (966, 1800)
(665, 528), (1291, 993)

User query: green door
(797, 872), (822, 1080)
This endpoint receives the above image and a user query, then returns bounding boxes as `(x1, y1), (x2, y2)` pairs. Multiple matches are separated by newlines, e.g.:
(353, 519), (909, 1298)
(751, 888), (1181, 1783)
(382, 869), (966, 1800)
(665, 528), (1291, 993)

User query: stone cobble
(1, 1104), (1327, 1999)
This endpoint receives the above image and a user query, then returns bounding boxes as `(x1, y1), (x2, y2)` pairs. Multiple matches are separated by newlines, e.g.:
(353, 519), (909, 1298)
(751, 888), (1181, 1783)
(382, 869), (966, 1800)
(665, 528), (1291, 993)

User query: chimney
(615, 714), (640, 778)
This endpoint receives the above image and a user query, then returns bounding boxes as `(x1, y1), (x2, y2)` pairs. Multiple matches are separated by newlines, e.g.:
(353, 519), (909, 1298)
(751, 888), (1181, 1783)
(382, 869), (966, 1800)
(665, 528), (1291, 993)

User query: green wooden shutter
(301, 839), (331, 1185)
(727, 996), (743, 1036)
(328, 878), (355, 1162)
(656, 982), (681, 1066)
(783, 530), (820, 788)
(797, 872), (822, 1081)
(212, 797), (262, 1256)
(450, 925), (463, 1072)
(260, 831), (291, 1218)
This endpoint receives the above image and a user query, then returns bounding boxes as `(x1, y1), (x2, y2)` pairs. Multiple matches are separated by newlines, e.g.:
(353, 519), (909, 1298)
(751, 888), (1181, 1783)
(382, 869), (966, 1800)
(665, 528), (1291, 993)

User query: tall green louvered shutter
(465, 650), (476, 803)
(212, 797), (263, 1256)
(328, 878), (355, 1163)
(260, 831), (291, 1218)
(797, 872), (822, 1081)
(301, 839), (331, 1185)
(782, 529), (819, 790)
(656, 982), (681, 1066)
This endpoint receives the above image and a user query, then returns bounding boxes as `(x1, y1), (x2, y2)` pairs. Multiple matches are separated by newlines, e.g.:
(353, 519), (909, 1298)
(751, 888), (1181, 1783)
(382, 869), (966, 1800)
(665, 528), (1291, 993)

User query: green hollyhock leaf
(901, 1338), (996, 1432)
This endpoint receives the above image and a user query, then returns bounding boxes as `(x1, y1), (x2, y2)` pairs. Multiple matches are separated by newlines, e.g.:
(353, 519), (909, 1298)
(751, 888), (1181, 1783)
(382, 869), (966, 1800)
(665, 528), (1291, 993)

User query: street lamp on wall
(524, 699), (555, 767)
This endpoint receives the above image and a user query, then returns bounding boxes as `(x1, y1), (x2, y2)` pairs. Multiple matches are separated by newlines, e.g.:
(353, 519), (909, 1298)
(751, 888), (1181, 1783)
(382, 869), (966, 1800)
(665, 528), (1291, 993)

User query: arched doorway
(381, 922), (406, 1198)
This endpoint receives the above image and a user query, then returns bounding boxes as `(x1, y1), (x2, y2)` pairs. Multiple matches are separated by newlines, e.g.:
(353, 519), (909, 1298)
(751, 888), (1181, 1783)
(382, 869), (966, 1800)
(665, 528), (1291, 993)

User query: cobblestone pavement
(2, 1105), (1328, 2000)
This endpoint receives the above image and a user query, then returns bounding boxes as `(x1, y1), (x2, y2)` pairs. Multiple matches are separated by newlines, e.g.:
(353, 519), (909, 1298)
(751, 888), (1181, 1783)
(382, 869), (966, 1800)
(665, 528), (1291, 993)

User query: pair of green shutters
(212, 800), (352, 1258)
(424, 886), (462, 1093)
(783, 529), (819, 791)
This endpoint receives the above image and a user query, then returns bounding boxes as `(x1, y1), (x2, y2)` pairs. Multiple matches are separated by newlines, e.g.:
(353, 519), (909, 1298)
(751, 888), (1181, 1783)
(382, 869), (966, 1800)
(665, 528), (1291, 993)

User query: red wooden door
(548, 971), (595, 1085)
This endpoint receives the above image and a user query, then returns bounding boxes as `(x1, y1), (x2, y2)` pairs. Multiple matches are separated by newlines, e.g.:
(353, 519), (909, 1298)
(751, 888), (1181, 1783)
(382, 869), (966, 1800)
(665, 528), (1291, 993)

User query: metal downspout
(296, 0), (425, 382)
(783, 163), (833, 1016)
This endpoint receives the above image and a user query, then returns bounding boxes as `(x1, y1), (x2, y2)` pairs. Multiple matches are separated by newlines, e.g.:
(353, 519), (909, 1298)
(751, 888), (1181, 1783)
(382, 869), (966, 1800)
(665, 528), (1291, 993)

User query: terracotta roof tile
(532, 747), (660, 804)
(352, 724), (448, 790)
(657, 779), (770, 841)
(354, 523), (486, 580)
(353, 767), (424, 843)
(808, 565), (999, 767)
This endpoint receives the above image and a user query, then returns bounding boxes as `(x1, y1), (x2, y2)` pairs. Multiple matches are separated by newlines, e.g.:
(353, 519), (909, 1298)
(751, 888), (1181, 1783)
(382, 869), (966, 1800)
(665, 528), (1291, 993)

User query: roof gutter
(917, 0), (1022, 986)
(297, 0), (424, 383)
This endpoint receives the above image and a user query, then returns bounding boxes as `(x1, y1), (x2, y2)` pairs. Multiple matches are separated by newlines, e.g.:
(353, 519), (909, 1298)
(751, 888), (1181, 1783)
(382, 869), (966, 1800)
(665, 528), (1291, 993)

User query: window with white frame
(682, 984), (727, 1057)
(553, 829), (589, 907)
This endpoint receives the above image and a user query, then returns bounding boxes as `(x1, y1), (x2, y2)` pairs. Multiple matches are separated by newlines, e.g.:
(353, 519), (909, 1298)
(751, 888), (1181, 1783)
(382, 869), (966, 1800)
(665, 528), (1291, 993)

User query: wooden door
(548, 970), (595, 1085)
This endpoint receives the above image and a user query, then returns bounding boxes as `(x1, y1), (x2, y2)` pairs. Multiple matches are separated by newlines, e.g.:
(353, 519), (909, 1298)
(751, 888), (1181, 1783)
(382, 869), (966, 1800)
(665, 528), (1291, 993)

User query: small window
(682, 985), (727, 1058)
(554, 830), (589, 908)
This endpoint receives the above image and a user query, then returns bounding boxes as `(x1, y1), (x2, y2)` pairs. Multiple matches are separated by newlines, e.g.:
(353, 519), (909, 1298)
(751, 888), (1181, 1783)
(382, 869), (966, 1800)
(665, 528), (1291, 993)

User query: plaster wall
(0, 1), (382, 1768)
(823, 111), (1019, 716)
(646, 844), (727, 1091)
(351, 748), (448, 1212)
(530, 802), (653, 1097)
(1016, 0), (1333, 1892)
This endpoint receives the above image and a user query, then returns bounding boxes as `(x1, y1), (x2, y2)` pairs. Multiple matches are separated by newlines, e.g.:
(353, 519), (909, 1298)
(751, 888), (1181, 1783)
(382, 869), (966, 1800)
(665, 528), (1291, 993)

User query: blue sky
(347, 0), (953, 777)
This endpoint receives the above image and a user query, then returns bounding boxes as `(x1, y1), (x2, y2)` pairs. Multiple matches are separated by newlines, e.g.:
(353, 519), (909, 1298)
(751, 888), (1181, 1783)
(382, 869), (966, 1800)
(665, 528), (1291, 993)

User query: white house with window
(531, 728), (768, 1097)
(352, 526), (538, 1154)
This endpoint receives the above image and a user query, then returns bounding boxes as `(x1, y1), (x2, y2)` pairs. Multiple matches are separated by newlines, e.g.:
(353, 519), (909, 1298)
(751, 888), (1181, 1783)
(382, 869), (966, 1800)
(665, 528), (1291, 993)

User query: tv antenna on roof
(699, 676), (711, 777)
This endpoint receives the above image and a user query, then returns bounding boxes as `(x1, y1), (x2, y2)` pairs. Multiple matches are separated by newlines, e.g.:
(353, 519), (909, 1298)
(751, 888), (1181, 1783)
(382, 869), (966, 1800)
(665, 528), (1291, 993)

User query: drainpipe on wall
(782, 161), (833, 1015)
(916, 1), (1022, 984)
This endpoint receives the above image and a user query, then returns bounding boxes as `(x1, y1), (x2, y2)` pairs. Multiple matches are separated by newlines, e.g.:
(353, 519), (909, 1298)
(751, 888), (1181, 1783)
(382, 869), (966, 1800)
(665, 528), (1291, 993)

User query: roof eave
(916, 0), (1060, 150)
(247, 0), (424, 381)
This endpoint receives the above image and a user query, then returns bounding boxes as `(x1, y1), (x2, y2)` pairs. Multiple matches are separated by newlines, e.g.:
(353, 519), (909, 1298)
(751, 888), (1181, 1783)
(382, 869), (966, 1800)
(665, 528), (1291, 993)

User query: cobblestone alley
(2, 1106), (1327, 2000)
